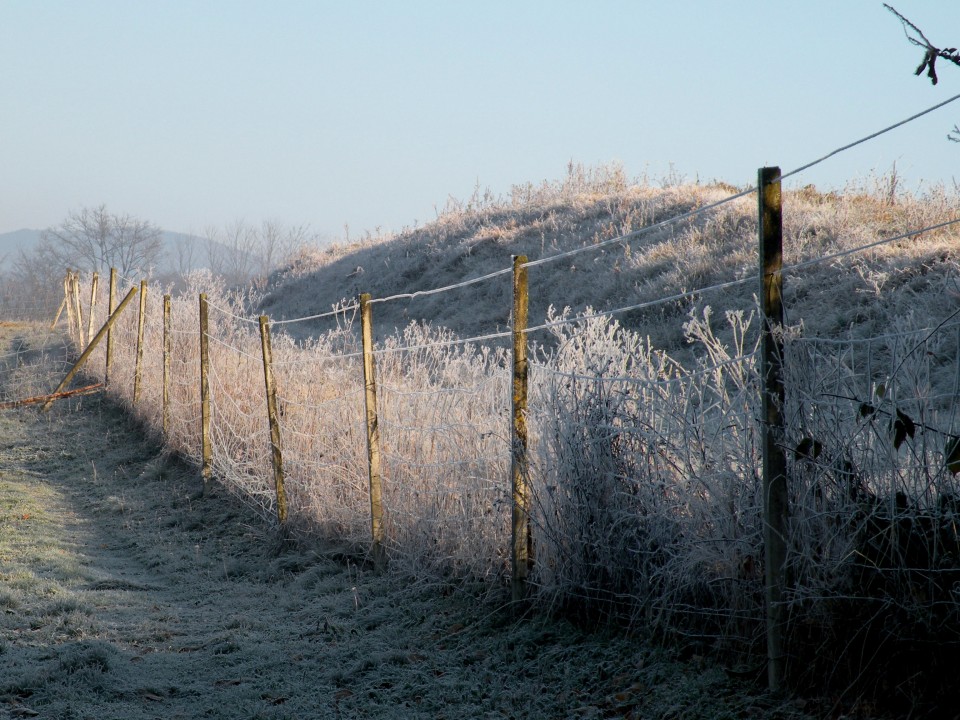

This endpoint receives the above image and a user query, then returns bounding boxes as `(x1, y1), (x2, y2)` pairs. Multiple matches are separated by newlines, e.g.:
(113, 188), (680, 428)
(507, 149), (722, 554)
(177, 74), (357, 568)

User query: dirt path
(0, 324), (811, 720)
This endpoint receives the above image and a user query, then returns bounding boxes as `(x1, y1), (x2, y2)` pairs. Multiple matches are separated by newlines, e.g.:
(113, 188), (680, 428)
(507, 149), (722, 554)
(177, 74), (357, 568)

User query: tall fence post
(511, 255), (532, 604)
(106, 268), (117, 384)
(163, 294), (171, 436)
(199, 292), (213, 492)
(86, 272), (99, 346)
(71, 272), (84, 346)
(133, 280), (148, 405)
(760, 166), (789, 692)
(64, 271), (76, 345)
(258, 316), (288, 526)
(360, 292), (385, 568)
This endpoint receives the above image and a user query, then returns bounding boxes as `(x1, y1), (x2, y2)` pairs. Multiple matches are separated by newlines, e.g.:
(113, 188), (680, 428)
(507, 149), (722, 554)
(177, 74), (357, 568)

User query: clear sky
(3, 1), (959, 240)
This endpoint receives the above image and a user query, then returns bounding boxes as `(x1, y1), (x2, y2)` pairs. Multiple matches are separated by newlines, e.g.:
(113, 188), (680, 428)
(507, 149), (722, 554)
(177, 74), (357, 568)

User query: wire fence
(64, 205), (960, 648)
(11, 92), (960, 701)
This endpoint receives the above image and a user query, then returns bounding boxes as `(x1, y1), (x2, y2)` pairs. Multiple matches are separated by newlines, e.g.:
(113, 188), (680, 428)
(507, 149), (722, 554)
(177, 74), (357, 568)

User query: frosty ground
(0, 324), (814, 719)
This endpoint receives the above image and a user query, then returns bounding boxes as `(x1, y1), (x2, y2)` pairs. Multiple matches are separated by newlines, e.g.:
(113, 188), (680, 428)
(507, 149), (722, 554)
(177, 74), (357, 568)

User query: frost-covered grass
(0, 322), (72, 402)
(67, 165), (960, 711)
(257, 164), (960, 360)
(0, 323), (815, 720)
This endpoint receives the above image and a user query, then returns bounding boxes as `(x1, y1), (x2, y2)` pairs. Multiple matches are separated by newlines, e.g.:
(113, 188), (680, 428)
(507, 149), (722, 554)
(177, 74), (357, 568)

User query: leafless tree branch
(35, 205), (163, 277)
(203, 220), (312, 288)
(885, 4), (960, 86)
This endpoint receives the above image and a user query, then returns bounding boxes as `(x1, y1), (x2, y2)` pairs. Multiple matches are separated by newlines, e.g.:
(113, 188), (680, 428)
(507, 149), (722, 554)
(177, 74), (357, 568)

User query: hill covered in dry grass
(258, 163), (960, 369)
(243, 167), (960, 713)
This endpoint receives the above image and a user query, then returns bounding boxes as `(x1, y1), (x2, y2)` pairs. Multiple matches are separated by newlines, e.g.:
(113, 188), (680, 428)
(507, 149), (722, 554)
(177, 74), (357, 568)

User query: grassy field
(39, 166), (960, 716)
(0, 322), (822, 719)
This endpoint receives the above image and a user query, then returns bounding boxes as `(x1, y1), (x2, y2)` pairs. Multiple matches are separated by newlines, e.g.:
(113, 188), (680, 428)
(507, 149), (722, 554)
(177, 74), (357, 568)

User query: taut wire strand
(368, 267), (513, 305)
(204, 300), (260, 325)
(269, 303), (360, 325)
(521, 187), (757, 269)
(781, 91), (960, 182)
(783, 215), (960, 274)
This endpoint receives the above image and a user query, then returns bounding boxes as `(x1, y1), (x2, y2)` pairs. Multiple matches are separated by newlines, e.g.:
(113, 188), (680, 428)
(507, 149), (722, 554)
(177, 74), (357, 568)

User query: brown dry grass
(0, 322), (817, 719)
(60, 165), (960, 712)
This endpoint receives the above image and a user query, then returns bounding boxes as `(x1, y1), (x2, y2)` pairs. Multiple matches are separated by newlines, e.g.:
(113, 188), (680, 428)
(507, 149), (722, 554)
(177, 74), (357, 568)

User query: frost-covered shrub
(528, 306), (764, 642)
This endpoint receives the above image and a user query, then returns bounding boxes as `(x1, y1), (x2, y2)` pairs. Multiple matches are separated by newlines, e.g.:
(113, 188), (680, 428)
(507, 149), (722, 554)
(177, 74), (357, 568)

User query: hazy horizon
(3, 1), (960, 239)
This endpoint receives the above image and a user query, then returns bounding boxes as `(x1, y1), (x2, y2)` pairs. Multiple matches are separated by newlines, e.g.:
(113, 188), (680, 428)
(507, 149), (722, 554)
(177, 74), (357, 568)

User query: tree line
(2, 205), (318, 320)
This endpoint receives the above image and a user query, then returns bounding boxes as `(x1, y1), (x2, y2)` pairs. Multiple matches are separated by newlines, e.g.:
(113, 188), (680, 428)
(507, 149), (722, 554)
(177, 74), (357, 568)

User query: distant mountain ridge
(0, 230), (42, 269)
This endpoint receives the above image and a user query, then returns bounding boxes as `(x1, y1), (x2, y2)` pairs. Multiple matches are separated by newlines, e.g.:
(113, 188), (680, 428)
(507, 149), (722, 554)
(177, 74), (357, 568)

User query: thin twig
(885, 4), (960, 85)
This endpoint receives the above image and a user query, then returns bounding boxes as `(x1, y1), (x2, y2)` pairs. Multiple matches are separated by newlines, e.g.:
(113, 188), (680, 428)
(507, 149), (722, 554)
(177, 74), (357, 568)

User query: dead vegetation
(29, 164), (960, 715)
(0, 323), (813, 719)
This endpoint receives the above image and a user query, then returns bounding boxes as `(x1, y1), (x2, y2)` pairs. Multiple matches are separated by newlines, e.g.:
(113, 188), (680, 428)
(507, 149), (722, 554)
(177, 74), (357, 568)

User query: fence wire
(30, 92), (960, 695)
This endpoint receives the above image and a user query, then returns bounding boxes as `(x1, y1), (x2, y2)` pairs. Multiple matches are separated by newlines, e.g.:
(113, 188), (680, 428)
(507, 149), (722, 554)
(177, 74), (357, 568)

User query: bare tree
(173, 234), (199, 280)
(33, 205), (164, 277)
(0, 258), (61, 320)
(258, 220), (310, 284)
(203, 220), (311, 288)
(3, 205), (163, 320)
(205, 220), (259, 288)
(886, 5), (960, 141)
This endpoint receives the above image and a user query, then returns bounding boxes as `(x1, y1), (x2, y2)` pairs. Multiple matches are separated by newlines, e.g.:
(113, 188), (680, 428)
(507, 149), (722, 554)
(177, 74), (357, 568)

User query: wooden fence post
(360, 293), (385, 568)
(163, 294), (171, 436)
(133, 280), (148, 405)
(51, 271), (70, 331)
(106, 268), (117, 384)
(511, 255), (532, 604)
(86, 272), (99, 348)
(71, 272), (84, 346)
(64, 272), (76, 345)
(199, 293), (213, 492)
(50, 296), (67, 330)
(42, 285), (139, 412)
(760, 166), (789, 692)
(258, 316), (288, 525)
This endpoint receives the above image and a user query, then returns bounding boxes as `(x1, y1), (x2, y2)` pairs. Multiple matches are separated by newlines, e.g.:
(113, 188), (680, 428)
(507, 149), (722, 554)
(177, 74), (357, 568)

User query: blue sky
(2, 1), (959, 239)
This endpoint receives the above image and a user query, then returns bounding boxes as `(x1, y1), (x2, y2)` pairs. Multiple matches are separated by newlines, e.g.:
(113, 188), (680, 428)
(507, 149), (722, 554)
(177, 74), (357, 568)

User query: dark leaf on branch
(893, 424), (908, 450)
(888, 6), (950, 85)
(794, 437), (824, 462)
(927, 54), (939, 85)
(892, 409), (916, 450)
(915, 49), (939, 84)
(897, 409), (916, 438)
